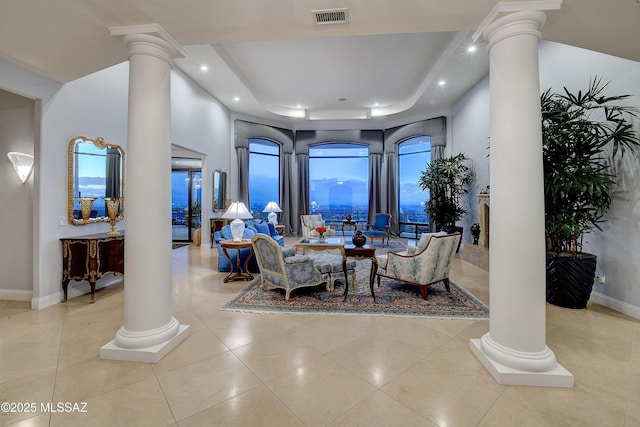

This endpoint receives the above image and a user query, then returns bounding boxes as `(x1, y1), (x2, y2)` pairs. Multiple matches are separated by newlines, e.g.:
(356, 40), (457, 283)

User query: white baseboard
(0, 289), (32, 302)
(28, 277), (124, 310)
(590, 291), (640, 321)
(31, 292), (63, 310)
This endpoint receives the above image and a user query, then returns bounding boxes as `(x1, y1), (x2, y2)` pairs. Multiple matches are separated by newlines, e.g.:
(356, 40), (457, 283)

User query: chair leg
(443, 277), (451, 292)
(419, 285), (428, 300)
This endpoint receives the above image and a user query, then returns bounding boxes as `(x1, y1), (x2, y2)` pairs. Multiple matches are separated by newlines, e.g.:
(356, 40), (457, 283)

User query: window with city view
(309, 143), (369, 225)
(398, 136), (430, 237)
(248, 138), (280, 218)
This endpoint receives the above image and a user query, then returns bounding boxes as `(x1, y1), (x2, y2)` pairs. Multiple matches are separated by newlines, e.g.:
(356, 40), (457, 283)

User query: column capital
(473, 0), (562, 44)
(110, 23), (185, 66)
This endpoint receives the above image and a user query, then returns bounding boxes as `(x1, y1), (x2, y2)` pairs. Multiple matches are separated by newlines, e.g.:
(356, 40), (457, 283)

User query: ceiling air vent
(312, 8), (349, 25)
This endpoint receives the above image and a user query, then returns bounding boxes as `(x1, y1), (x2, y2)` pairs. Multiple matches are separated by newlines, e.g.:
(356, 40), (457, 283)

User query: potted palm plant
(543, 77), (640, 308)
(418, 152), (473, 250)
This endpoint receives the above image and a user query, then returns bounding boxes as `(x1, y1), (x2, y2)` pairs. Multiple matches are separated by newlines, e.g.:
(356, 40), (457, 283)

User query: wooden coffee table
(220, 239), (254, 282)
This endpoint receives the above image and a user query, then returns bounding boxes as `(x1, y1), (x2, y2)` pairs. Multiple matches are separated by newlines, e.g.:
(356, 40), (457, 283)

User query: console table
(60, 233), (124, 303)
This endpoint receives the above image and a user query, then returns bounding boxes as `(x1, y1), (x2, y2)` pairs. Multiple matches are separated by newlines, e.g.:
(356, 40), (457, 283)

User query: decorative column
(101, 25), (190, 362)
(469, 7), (573, 387)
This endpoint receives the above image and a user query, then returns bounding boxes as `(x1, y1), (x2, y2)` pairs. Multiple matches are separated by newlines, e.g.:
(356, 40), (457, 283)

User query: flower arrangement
(315, 227), (327, 239)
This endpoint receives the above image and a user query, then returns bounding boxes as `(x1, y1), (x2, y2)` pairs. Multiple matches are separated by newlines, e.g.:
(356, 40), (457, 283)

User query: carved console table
(60, 232), (124, 303)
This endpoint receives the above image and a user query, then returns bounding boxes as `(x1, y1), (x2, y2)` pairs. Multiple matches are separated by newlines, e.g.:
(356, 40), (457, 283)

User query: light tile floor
(1, 239), (639, 426)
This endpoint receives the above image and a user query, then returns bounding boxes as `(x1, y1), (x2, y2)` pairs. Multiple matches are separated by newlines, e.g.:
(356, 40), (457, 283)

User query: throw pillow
(267, 222), (277, 236)
(255, 222), (270, 236)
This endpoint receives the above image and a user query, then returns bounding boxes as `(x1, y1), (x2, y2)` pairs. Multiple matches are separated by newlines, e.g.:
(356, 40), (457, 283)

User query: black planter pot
(440, 225), (464, 253)
(546, 253), (597, 309)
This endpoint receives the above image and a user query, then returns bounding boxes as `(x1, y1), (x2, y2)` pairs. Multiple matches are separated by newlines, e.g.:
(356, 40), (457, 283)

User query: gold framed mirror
(68, 136), (125, 225)
(212, 169), (228, 212)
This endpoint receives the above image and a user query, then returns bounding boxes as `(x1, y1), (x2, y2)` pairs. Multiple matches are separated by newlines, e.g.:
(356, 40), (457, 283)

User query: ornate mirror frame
(68, 136), (125, 225)
(212, 169), (228, 212)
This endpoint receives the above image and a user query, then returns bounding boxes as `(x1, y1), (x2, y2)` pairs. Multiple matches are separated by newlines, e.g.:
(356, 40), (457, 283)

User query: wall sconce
(7, 152), (34, 184)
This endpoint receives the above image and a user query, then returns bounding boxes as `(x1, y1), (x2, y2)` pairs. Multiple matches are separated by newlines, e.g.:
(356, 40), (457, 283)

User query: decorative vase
(78, 197), (96, 224)
(346, 214), (352, 221)
(352, 230), (366, 247)
(470, 223), (480, 245)
(104, 197), (121, 236)
(318, 232), (325, 241)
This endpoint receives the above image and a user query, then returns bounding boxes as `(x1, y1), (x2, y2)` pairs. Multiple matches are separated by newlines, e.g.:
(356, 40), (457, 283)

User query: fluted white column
(101, 26), (190, 362)
(469, 10), (573, 387)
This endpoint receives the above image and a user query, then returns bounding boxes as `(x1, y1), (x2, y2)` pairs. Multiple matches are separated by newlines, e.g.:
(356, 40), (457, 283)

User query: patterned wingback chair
(300, 214), (337, 238)
(374, 232), (460, 300)
(251, 234), (329, 300)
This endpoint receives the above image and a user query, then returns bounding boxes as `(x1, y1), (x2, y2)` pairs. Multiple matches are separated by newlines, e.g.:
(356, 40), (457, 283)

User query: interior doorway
(171, 157), (202, 242)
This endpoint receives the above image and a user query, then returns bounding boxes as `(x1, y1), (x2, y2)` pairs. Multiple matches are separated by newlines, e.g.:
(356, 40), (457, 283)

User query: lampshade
(7, 152), (34, 184)
(262, 201), (282, 225)
(222, 201), (253, 242)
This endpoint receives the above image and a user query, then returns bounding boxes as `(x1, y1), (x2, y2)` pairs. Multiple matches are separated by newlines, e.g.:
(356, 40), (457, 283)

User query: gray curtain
(281, 152), (293, 235)
(367, 152), (383, 225)
(105, 147), (121, 198)
(295, 153), (309, 235)
(383, 151), (399, 235)
(235, 146), (249, 206)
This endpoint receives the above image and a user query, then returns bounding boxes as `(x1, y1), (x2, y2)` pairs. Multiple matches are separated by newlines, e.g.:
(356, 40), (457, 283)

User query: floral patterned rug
(221, 259), (489, 319)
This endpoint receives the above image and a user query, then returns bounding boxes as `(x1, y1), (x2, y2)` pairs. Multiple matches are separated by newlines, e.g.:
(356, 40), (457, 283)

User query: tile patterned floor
(1, 238), (639, 426)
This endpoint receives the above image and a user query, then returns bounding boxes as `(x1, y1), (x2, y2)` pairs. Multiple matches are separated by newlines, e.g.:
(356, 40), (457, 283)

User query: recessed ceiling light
(468, 45), (477, 53)
(438, 80), (446, 86)
(200, 65), (209, 72)
(233, 96), (240, 102)
(374, 102), (379, 107)
(297, 104), (302, 108)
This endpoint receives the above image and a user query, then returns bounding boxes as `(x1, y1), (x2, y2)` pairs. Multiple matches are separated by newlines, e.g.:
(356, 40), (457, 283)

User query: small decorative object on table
(104, 197), (121, 236)
(315, 226), (327, 240)
(78, 197), (97, 224)
(470, 223), (481, 245)
(352, 230), (366, 247)
(345, 214), (352, 221)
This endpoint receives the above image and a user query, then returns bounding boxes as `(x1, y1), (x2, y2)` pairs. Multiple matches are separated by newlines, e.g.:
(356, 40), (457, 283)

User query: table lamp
(222, 201), (253, 242)
(263, 201), (282, 224)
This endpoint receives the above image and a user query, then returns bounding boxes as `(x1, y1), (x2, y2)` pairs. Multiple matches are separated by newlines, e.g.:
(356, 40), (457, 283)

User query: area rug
(172, 242), (190, 250)
(221, 259), (489, 319)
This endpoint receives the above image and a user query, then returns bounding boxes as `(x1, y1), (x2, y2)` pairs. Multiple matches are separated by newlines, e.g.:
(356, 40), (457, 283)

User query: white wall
(0, 57), (232, 308)
(0, 90), (35, 298)
(171, 68), (231, 244)
(451, 75), (491, 241)
(537, 41), (640, 313)
(452, 40), (640, 314)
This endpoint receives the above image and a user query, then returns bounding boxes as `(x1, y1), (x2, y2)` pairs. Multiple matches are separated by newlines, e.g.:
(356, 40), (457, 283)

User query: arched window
(309, 143), (369, 223)
(249, 138), (280, 218)
(398, 136), (430, 238)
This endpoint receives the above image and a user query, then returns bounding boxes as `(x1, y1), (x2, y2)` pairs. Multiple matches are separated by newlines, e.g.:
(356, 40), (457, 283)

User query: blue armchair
(214, 220), (284, 272)
(364, 213), (391, 247)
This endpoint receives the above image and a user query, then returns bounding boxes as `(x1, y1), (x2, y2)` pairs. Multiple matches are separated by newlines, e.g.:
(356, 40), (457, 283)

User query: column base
(100, 324), (191, 363)
(470, 339), (573, 387)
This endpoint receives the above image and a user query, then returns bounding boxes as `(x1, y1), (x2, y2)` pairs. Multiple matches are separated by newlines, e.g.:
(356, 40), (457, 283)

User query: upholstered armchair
(251, 234), (329, 300)
(375, 232), (460, 300)
(364, 213), (391, 247)
(300, 214), (337, 238)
